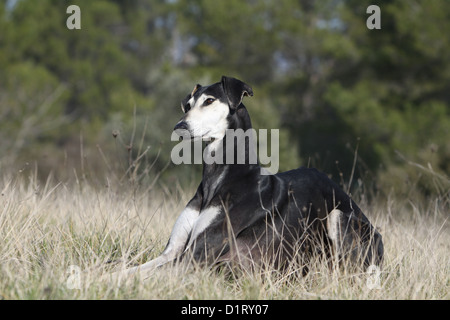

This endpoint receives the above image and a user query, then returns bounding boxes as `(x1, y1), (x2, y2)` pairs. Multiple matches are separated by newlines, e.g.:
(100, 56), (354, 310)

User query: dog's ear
(221, 76), (253, 109)
(181, 84), (202, 113)
(191, 83), (202, 97)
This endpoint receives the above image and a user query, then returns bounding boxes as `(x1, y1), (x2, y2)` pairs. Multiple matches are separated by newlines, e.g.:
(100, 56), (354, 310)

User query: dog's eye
(203, 98), (215, 106)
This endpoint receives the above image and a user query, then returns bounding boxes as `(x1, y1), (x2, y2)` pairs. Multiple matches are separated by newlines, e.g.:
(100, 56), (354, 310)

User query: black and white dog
(116, 76), (383, 278)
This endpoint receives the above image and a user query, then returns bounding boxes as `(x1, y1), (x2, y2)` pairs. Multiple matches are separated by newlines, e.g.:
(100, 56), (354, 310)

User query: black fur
(176, 76), (383, 272)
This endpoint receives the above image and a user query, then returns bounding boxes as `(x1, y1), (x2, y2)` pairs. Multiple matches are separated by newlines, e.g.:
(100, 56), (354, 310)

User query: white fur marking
(327, 209), (343, 247)
(109, 206), (200, 278)
(185, 94), (229, 140)
(185, 206), (221, 250)
(163, 206), (199, 256)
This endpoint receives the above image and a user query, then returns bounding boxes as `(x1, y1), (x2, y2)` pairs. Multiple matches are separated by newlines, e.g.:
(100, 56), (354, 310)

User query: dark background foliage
(0, 0), (448, 201)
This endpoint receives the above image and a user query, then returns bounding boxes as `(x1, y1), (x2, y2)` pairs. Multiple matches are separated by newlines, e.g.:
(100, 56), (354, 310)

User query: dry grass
(0, 170), (448, 300)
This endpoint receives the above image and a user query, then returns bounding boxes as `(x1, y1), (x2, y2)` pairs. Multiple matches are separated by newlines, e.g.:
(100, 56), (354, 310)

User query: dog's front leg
(106, 205), (199, 280)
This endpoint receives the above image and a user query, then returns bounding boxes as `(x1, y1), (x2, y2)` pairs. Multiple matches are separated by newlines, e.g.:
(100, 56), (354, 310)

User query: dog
(112, 76), (383, 279)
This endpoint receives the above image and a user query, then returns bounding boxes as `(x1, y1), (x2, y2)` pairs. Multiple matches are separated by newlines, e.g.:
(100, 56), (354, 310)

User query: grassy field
(0, 170), (448, 300)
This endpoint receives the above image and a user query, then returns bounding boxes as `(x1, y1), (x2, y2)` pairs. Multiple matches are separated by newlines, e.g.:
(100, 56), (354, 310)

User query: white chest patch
(185, 206), (222, 250)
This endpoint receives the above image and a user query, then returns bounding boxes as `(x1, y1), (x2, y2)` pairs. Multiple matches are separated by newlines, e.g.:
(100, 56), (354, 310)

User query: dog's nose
(174, 121), (188, 131)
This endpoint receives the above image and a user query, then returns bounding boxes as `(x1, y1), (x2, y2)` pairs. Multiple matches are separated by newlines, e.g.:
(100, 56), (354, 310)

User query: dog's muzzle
(174, 121), (191, 139)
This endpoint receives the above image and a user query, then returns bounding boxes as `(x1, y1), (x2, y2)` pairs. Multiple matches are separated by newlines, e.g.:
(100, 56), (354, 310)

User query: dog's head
(174, 76), (253, 140)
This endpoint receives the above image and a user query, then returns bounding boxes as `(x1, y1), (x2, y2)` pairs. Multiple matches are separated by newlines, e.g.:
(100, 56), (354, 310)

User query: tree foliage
(0, 0), (448, 199)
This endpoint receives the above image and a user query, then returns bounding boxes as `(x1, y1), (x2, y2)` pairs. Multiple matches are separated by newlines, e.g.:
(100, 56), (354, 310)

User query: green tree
(1, 0), (448, 199)
(0, 0), (178, 179)
(177, 0), (280, 84)
(326, 0), (450, 196)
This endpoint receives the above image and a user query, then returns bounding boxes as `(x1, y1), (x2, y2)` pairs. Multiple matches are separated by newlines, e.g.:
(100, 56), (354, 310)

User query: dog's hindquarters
(327, 208), (383, 269)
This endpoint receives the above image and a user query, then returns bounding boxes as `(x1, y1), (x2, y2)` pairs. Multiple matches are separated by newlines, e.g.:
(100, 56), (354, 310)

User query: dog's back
(183, 166), (383, 272)
(276, 167), (384, 268)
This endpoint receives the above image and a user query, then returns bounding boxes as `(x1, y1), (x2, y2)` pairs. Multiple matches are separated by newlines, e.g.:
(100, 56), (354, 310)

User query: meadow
(1, 0), (449, 302)
(0, 167), (448, 300)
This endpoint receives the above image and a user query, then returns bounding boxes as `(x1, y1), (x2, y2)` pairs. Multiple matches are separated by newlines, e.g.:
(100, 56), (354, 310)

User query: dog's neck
(201, 104), (259, 205)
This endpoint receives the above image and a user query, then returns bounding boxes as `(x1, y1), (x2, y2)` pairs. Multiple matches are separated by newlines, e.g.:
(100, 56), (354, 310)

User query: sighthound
(110, 76), (383, 279)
